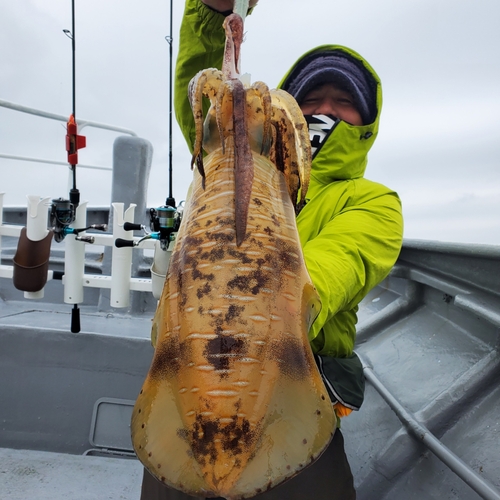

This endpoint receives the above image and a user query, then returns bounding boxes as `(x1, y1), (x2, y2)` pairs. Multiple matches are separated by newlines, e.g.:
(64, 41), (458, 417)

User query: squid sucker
(131, 14), (335, 500)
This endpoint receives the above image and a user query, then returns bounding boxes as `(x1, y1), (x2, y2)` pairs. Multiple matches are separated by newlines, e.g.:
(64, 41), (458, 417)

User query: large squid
(131, 13), (335, 500)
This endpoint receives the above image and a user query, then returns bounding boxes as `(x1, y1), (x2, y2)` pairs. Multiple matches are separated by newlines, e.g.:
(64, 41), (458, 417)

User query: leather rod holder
(13, 227), (54, 292)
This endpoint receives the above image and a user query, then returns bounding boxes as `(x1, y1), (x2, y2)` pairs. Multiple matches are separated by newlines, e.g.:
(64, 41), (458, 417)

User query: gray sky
(1, 0), (499, 245)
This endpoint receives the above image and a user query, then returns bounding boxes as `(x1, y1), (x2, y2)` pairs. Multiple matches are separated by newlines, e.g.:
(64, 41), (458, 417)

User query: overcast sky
(1, 0), (499, 245)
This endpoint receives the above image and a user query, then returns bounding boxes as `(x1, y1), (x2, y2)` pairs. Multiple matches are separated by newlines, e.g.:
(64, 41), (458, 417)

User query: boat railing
(0, 98), (137, 172)
(0, 193), (158, 301)
(0, 99), (169, 327)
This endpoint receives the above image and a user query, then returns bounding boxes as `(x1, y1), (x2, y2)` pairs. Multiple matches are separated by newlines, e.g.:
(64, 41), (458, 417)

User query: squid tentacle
(270, 89), (312, 213)
(215, 79), (234, 154)
(189, 68), (223, 185)
(222, 14), (244, 79)
(231, 79), (254, 247)
(246, 81), (272, 156)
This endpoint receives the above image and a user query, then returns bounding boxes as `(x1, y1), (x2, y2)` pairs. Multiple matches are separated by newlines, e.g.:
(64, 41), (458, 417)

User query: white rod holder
(25, 195), (51, 241)
(151, 240), (172, 300)
(63, 201), (88, 304)
(110, 202), (136, 308)
(24, 195), (51, 299)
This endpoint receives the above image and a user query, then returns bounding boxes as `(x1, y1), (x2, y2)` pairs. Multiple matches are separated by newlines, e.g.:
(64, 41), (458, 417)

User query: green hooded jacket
(174, 0), (404, 410)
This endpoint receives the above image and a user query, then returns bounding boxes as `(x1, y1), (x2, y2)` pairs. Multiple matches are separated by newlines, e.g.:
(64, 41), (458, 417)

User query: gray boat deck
(0, 448), (142, 500)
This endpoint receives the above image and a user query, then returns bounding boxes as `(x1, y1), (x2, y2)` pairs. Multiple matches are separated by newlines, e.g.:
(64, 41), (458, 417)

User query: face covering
(304, 114), (340, 159)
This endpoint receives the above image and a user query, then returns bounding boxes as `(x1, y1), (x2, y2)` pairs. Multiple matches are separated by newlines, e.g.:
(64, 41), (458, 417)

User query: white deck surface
(0, 448), (143, 500)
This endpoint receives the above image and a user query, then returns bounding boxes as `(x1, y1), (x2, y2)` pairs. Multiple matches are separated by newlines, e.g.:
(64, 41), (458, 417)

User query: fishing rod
(56, 1), (105, 333)
(119, 0), (181, 251)
(63, 0), (85, 210)
(165, 0), (175, 208)
(60, 0), (85, 334)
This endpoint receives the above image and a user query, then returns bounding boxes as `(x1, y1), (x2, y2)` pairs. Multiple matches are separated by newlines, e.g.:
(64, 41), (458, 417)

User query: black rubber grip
(115, 238), (135, 248)
(71, 305), (81, 333)
(123, 222), (142, 231)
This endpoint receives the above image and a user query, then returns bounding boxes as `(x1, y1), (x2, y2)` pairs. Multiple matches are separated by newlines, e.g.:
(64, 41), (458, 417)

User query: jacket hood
(278, 45), (382, 197)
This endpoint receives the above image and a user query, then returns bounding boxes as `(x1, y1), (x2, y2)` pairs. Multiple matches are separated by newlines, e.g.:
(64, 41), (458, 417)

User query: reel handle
(75, 235), (95, 244)
(123, 222), (143, 231)
(115, 238), (136, 248)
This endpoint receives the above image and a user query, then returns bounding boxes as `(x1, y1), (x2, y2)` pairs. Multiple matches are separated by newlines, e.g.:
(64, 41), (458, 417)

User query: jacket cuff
(197, 0), (230, 23)
(315, 352), (365, 411)
(203, 3), (233, 16)
(199, 1), (255, 19)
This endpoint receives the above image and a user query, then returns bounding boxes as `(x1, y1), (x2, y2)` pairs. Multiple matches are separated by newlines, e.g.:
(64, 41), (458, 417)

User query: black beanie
(283, 50), (378, 125)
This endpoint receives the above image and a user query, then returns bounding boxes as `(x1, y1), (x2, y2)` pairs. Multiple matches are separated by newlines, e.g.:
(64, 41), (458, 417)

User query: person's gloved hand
(333, 402), (353, 418)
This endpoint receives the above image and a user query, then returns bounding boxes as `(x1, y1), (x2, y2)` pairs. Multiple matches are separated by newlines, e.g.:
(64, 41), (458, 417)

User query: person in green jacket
(141, 1), (404, 499)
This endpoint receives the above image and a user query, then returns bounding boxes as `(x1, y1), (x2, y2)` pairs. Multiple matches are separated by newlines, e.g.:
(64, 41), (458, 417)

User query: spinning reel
(114, 203), (183, 250)
(50, 197), (107, 243)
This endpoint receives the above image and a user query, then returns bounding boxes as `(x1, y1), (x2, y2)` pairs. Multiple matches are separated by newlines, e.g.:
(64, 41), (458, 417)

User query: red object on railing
(66, 114), (86, 165)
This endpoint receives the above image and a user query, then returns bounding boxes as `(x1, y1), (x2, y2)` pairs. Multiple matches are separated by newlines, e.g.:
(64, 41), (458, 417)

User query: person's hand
(202, 0), (259, 12)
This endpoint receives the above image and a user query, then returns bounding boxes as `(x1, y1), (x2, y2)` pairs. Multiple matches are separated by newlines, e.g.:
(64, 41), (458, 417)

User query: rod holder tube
(63, 201), (88, 304)
(151, 240), (172, 300)
(18, 195), (52, 299)
(110, 202), (136, 308)
(26, 195), (51, 242)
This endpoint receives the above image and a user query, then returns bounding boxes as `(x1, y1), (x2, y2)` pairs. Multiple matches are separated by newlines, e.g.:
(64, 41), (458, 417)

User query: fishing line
(165, 0), (175, 208)
(63, 0), (82, 210)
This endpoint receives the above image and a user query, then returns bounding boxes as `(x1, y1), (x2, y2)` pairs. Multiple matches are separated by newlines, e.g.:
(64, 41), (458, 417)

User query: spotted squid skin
(132, 143), (334, 499)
